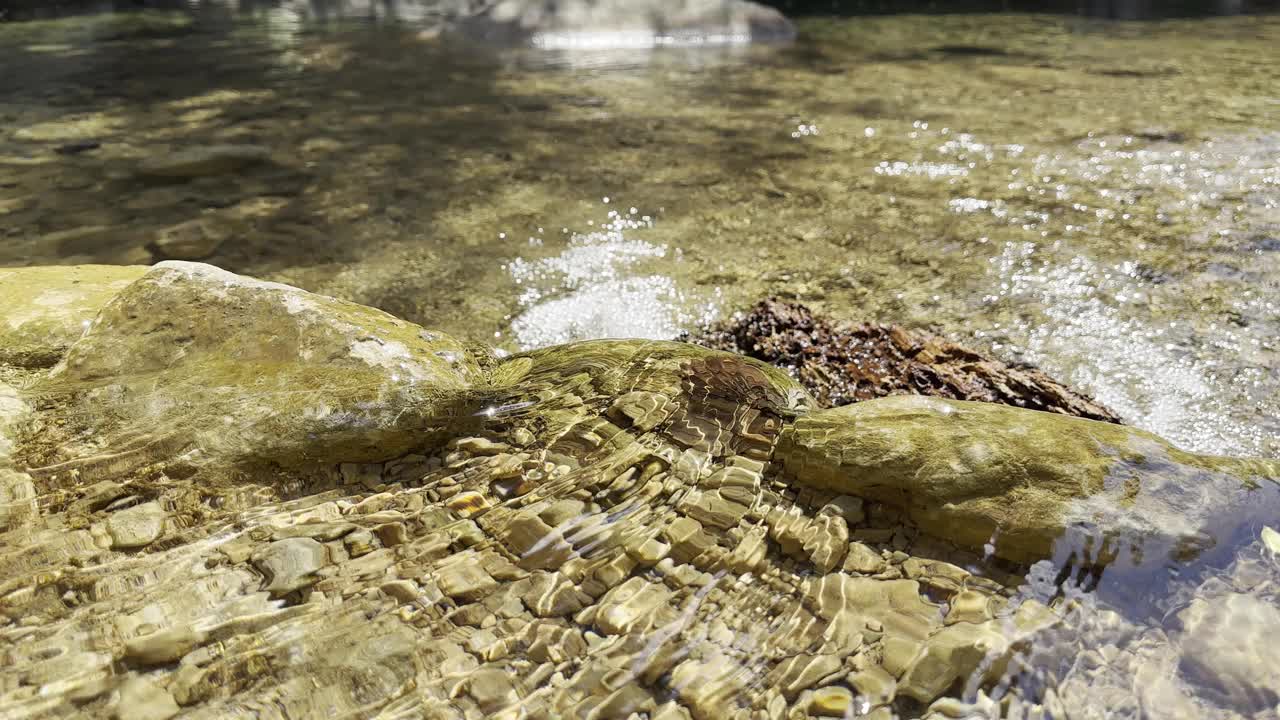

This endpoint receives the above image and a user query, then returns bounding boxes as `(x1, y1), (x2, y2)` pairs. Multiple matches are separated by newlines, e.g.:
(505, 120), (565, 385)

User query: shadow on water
(0, 3), (822, 330)
(0, 5), (538, 325)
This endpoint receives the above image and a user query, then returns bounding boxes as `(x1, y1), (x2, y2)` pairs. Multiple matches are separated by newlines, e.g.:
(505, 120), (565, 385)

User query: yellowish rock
(107, 501), (166, 549)
(809, 686), (855, 717)
(124, 625), (206, 666)
(114, 675), (179, 720)
(849, 666), (897, 708)
(0, 264), (147, 367)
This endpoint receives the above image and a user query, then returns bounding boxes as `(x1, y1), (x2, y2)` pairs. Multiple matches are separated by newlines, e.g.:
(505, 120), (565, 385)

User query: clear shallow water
(1, 10), (1279, 717)
(2, 10), (1276, 458)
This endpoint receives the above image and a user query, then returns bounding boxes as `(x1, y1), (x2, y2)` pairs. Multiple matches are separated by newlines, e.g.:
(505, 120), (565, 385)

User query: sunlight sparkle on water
(505, 203), (718, 350)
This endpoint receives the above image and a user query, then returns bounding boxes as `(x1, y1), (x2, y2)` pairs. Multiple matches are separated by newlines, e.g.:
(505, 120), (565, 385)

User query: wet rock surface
(0, 265), (149, 368)
(686, 298), (1122, 422)
(2, 264), (1277, 720)
(778, 394), (1280, 563)
(27, 261), (478, 475)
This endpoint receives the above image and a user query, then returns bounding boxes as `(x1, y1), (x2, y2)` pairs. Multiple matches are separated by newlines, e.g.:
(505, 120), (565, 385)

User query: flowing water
(1, 5), (1278, 718)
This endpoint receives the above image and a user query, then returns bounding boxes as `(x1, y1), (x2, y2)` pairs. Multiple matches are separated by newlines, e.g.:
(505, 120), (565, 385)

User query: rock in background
(452, 0), (795, 46)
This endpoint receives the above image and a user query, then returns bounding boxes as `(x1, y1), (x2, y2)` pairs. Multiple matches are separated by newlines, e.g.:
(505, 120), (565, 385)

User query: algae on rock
(0, 264), (149, 368)
(778, 394), (1280, 563)
(33, 261), (480, 474)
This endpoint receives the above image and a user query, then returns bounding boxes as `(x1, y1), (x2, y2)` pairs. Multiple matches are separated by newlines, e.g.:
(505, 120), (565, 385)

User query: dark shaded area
(685, 298), (1123, 421)
(0, 4), (527, 331)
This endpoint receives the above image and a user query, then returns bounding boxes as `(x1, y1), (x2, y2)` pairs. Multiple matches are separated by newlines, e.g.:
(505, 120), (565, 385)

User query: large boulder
(39, 261), (479, 473)
(454, 0), (794, 47)
(778, 395), (1280, 563)
(0, 264), (149, 368)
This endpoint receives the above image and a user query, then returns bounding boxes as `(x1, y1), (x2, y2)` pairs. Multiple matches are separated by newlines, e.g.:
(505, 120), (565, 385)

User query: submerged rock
(1177, 593), (1280, 711)
(150, 217), (234, 261)
(0, 381), (31, 464)
(106, 501), (166, 549)
(688, 298), (1121, 421)
(137, 145), (271, 179)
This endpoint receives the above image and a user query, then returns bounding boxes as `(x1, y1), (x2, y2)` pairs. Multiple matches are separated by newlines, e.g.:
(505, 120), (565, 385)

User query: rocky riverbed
(2, 263), (1277, 720)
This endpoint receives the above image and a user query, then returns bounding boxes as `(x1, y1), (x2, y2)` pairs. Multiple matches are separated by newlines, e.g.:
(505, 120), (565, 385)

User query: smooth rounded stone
(505, 338), (813, 420)
(466, 667), (520, 712)
(0, 468), (37, 532)
(454, 0), (794, 46)
(379, 580), (421, 604)
(809, 686), (854, 716)
(114, 675), (179, 720)
(922, 693), (1003, 719)
(898, 621), (1010, 704)
(0, 264), (148, 367)
(778, 395), (1280, 563)
(255, 537), (328, 596)
(0, 381), (31, 462)
(151, 217), (233, 260)
(842, 542), (885, 575)
(1176, 592), (1280, 710)
(593, 576), (676, 635)
(434, 558), (498, 602)
(123, 625), (207, 666)
(820, 495), (866, 525)
(107, 501), (167, 549)
(849, 666), (896, 708)
(945, 590), (994, 625)
(45, 262), (479, 471)
(137, 145), (271, 179)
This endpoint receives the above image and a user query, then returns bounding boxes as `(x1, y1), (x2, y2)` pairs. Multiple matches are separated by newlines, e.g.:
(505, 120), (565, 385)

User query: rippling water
(2, 8), (1278, 716)
(4, 9), (1274, 457)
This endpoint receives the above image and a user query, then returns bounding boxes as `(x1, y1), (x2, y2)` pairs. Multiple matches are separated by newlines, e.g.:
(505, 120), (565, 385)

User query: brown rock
(685, 298), (1120, 421)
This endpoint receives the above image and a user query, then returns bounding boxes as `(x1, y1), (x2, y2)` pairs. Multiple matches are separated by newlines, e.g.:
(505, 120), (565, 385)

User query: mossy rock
(0, 264), (148, 368)
(778, 395), (1280, 563)
(40, 261), (480, 470)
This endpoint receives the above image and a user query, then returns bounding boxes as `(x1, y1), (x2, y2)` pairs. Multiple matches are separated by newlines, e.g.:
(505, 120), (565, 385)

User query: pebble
(107, 502), (166, 549)
(114, 675), (179, 720)
(124, 625), (207, 666)
(256, 537), (328, 596)
(809, 686), (854, 716)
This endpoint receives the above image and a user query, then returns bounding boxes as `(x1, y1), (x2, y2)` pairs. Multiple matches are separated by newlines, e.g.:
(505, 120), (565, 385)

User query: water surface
(2, 13), (1279, 715)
